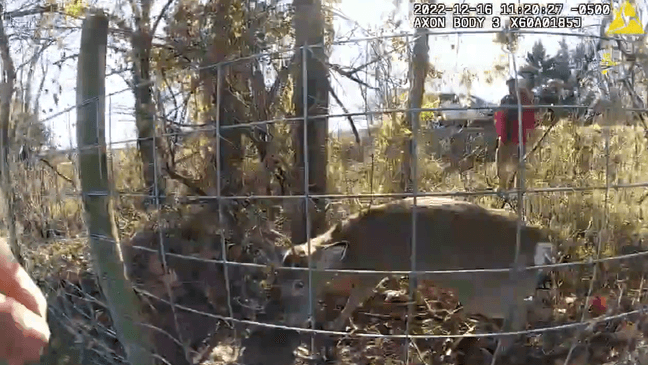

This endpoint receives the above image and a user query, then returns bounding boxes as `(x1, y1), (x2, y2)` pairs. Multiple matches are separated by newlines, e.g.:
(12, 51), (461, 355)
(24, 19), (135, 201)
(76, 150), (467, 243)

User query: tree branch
(151, 0), (175, 38)
(2, 4), (59, 20)
(328, 62), (376, 89)
(266, 53), (297, 110)
(39, 158), (76, 188)
(328, 82), (360, 143)
(163, 162), (207, 196)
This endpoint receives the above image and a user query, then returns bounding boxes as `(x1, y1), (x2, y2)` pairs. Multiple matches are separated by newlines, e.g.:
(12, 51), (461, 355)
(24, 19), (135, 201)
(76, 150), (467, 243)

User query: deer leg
(329, 285), (376, 331)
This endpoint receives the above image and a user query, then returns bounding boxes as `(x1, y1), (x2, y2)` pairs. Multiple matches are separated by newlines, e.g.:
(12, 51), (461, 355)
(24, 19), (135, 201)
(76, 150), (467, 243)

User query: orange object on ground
(590, 295), (607, 315)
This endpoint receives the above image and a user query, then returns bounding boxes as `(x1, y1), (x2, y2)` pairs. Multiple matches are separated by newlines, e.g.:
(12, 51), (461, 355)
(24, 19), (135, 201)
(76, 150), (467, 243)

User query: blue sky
(9, 0), (646, 149)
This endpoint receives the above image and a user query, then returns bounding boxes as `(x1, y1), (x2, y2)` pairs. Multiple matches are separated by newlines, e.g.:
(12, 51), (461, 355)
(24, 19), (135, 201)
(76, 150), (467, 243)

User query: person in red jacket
(494, 78), (538, 191)
(0, 239), (50, 365)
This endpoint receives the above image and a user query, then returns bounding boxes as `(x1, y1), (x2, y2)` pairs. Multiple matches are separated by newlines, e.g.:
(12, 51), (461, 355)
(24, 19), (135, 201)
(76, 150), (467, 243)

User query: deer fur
(272, 197), (554, 334)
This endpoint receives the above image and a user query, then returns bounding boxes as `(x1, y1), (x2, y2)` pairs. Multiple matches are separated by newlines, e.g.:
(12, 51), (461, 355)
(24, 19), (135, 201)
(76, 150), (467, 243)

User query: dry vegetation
(8, 115), (648, 364)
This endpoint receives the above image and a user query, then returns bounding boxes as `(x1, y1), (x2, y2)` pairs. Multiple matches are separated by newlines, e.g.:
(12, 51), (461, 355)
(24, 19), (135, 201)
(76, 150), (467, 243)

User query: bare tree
(290, 0), (330, 244)
(131, 0), (170, 208)
(401, 28), (429, 192)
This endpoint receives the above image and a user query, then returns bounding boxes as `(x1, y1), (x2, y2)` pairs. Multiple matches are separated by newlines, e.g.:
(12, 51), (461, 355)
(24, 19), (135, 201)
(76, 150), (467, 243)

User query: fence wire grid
(12, 23), (648, 365)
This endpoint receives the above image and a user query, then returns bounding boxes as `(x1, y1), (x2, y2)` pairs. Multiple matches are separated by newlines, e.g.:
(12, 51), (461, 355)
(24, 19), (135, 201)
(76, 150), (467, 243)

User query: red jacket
(495, 90), (536, 145)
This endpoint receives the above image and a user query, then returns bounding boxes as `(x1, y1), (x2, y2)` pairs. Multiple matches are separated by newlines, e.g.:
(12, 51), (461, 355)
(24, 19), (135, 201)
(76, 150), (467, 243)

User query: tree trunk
(132, 0), (165, 208)
(291, 0), (329, 245)
(0, 4), (19, 266)
(76, 13), (153, 365)
(401, 28), (429, 193)
(201, 0), (244, 199)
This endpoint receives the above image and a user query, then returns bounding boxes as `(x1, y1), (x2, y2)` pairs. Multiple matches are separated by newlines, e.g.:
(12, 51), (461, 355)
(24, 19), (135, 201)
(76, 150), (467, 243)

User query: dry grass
(8, 116), (648, 364)
(331, 120), (648, 252)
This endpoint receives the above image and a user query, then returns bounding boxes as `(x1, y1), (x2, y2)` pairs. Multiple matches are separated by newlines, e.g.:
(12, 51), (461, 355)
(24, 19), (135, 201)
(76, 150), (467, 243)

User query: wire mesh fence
(9, 22), (648, 365)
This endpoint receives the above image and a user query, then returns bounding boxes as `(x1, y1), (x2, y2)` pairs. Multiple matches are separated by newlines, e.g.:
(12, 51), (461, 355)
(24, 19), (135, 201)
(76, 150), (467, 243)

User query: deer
(270, 197), (554, 344)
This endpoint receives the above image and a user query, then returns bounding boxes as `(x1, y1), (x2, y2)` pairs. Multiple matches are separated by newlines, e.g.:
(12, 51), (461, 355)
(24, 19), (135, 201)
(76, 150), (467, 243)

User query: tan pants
(496, 140), (519, 191)
(496, 132), (539, 191)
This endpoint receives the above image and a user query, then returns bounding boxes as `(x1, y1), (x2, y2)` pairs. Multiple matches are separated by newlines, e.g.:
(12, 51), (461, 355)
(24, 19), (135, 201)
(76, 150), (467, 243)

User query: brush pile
(26, 202), (648, 365)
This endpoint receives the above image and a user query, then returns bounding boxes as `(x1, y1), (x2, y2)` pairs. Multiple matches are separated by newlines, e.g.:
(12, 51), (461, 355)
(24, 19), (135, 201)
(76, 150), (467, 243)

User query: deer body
(275, 197), (552, 333)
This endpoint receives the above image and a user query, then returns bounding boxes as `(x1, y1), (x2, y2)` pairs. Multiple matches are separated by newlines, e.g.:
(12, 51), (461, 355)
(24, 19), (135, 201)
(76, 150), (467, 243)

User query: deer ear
(276, 246), (296, 266)
(317, 241), (349, 268)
